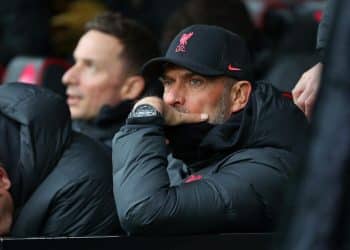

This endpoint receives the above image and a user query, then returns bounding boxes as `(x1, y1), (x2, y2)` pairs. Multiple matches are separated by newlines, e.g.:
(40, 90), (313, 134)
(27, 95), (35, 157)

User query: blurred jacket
(317, 0), (334, 55)
(0, 83), (121, 236)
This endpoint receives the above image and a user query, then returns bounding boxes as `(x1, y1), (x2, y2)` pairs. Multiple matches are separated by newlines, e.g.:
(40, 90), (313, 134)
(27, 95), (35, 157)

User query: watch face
(132, 104), (158, 118)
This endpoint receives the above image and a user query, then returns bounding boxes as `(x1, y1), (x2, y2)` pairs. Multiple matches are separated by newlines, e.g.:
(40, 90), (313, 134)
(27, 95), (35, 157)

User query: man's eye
(189, 78), (203, 86)
(159, 77), (172, 86)
(88, 64), (97, 70)
(163, 80), (172, 85)
(84, 60), (97, 71)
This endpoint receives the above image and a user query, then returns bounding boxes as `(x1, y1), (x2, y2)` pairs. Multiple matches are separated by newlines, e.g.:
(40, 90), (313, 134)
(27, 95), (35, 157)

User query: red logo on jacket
(176, 32), (194, 53)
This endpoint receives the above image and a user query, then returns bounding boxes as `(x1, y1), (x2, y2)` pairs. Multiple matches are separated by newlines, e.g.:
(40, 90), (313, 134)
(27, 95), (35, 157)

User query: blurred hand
(133, 97), (208, 126)
(292, 62), (323, 119)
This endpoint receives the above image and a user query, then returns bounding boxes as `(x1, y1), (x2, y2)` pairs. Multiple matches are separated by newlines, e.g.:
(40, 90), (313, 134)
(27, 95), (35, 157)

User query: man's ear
(0, 167), (11, 190)
(120, 76), (145, 100)
(230, 80), (252, 113)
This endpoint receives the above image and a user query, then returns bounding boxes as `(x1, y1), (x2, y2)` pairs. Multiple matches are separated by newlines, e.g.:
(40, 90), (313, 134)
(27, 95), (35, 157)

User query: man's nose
(163, 84), (185, 107)
(62, 65), (78, 86)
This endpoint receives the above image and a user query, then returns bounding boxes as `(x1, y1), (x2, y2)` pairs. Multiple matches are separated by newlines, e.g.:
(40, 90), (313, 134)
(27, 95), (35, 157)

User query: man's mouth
(66, 94), (82, 106)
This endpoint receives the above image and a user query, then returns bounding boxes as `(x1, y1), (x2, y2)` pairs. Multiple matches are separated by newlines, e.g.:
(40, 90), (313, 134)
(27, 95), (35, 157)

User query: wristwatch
(128, 104), (162, 119)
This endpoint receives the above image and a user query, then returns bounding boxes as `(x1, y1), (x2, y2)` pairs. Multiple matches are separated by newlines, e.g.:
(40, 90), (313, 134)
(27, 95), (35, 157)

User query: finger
(292, 79), (306, 100)
(304, 95), (316, 120)
(292, 73), (309, 99)
(296, 76), (319, 108)
(294, 91), (307, 113)
(294, 79), (317, 112)
(176, 112), (208, 125)
(170, 112), (208, 125)
(293, 63), (320, 100)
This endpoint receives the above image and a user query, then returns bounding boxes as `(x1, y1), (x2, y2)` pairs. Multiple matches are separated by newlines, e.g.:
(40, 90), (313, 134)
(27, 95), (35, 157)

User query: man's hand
(133, 97), (208, 125)
(292, 62), (323, 119)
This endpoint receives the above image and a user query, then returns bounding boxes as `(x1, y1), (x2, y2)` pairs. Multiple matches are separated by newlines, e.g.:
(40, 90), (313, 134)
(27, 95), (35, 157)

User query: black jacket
(112, 83), (308, 235)
(72, 101), (133, 150)
(0, 83), (121, 237)
(317, 0), (334, 54)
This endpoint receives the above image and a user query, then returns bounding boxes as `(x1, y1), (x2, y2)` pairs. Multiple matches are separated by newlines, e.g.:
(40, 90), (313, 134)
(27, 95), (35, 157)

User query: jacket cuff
(126, 115), (165, 126)
(316, 48), (325, 63)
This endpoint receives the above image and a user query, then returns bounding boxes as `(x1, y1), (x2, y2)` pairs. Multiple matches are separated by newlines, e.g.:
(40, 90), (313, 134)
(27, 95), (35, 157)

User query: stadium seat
(2, 56), (71, 97)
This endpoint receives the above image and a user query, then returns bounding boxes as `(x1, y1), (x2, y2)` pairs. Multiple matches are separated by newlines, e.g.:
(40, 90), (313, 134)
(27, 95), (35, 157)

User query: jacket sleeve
(41, 178), (119, 236)
(316, 0), (334, 54)
(113, 123), (282, 235)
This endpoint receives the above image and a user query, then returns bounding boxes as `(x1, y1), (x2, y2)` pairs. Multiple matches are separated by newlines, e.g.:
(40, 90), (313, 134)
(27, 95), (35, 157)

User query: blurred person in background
(276, 1), (350, 249)
(292, 0), (333, 119)
(62, 12), (162, 149)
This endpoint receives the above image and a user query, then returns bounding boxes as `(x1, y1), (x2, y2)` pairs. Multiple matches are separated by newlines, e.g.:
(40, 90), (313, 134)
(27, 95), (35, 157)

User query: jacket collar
(91, 100), (134, 126)
(166, 82), (308, 168)
(73, 100), (134, 141)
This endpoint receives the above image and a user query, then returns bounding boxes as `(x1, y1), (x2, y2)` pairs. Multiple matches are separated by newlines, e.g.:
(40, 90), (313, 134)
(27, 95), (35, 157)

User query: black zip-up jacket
(112, 83), (308, 235)
(72, 101), (133, 150)
(0, 83), (121, 237)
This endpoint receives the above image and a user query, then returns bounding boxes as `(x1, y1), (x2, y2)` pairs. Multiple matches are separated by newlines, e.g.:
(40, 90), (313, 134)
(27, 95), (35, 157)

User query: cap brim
(141, 56), (224, 79)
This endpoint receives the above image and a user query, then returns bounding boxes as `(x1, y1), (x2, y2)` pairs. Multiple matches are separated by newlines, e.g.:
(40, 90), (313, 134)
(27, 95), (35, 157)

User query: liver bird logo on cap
(176, 32), (194, 53)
